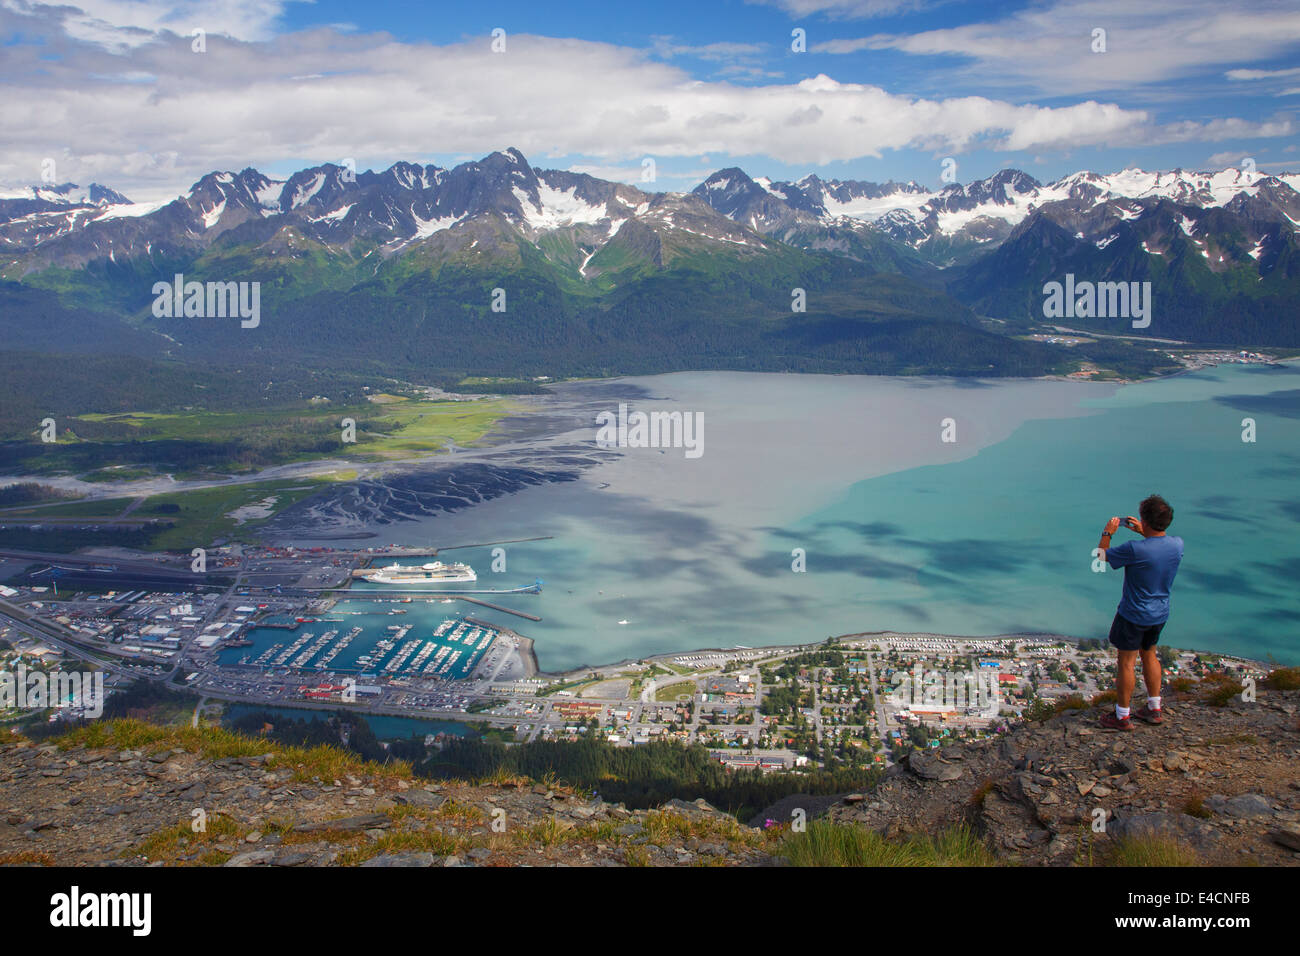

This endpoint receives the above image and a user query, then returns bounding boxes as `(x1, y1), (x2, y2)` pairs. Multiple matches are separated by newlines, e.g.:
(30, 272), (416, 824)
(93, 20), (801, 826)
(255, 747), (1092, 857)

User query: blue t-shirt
(1106, 535), (1184, 626)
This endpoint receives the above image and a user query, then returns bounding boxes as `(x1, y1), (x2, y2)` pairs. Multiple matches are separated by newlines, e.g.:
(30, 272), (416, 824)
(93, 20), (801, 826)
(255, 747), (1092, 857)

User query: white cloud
(1205, 149), (1250, 167)
(1226, 66), (1300, 81)
(566, 161), (717, 187)
(1155, 116), (1295, 143)
(813, 0), (1300, 96)
(0, 1), (1283, 199)
(3, 0), (303, 50)
(747, 0), (928, 19)
(646, 35), (783, 79)
(649, 37), (767, 61)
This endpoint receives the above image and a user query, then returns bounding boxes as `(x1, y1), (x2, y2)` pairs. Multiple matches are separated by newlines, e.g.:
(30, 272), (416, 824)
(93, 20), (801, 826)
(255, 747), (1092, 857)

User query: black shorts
(1108, 613), (1165, 651)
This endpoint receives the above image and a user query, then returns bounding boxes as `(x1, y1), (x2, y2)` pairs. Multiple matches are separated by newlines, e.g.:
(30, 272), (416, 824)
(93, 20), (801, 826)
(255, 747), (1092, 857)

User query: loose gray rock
(910, 753), (964, 782)
(1268, 825), (1300, 852)
(1219, 794), (1274, 819)
(1108, 812), (1217, 850)
(395, 790), (446, 809)
(293, 814), (391, 833)
(224, 849), (276, 867)
(361, 852), (436, 867)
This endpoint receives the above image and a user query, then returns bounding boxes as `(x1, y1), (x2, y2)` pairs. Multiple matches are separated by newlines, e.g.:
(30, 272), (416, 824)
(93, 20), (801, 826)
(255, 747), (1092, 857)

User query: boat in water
(359, 560), (477, 586)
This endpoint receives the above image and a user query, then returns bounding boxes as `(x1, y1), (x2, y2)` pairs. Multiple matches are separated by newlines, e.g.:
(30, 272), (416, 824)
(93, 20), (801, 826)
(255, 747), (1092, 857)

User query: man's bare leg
(1100, 649), (1140, 728)
(1139, 648), (1162, 701)
(1135, 648), (1165, 723)
(1115, 650), (1138, 711)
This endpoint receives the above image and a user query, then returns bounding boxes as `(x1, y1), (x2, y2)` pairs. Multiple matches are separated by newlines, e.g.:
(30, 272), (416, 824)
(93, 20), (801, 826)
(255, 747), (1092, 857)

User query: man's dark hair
(1139, 494), (1174, 532)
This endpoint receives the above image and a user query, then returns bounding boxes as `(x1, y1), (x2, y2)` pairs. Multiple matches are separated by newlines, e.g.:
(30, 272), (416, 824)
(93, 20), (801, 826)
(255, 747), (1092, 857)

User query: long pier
(310, 589), (542, 621)
(354, 536), (554, 564)
(456, 596), (542, 622)
(435, 536), (553, 552)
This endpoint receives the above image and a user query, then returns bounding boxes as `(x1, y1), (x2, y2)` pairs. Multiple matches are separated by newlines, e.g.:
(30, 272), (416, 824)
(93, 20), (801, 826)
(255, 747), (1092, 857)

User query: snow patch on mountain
(513, 183), (606, 230)
(201, 199), (226, 229)
(290, 173), (326, 210)
(254, 179), (285, 213)
(311, 204), (355, 224)
(933, 196), (1037, 235)
(92, 201), (166, 221)
(411, 209), (461, 238)
(821, 190), (931, 221)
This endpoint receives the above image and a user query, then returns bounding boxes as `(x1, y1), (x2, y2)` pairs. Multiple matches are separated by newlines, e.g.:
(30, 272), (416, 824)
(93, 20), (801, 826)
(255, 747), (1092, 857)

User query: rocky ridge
(2, 681), (1297, 867)
(0, 736), (771, 868)
(829, 685), (1300, 866)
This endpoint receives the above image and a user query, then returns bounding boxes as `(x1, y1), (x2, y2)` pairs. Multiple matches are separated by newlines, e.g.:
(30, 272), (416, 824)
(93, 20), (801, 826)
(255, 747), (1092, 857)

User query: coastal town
(0, 541), (1269, 775)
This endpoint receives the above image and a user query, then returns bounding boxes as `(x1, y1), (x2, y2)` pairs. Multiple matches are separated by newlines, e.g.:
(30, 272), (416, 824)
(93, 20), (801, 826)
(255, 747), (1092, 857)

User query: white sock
(1147, 696), (1161, 710)
(1115, 705), (1130, 719)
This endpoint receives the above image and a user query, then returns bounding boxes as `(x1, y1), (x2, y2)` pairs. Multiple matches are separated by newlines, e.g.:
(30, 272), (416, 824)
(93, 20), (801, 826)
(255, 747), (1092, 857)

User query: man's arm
(1097, 516), (1122, 558)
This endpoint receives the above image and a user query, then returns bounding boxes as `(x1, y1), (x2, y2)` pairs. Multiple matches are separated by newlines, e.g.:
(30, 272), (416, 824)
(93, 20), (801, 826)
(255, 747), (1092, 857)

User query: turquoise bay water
(277, 363), (1300, 670)
(786, 363), (1300, 664)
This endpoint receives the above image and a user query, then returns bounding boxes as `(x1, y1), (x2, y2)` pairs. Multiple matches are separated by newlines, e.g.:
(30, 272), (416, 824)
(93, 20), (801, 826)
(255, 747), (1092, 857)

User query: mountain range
(1, 148), (1298, 394)
(695, 165), (1300, 257)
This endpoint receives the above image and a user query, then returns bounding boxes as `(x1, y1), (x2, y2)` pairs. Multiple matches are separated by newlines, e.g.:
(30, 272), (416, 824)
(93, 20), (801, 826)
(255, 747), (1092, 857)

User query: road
(863, 646), (893, 764)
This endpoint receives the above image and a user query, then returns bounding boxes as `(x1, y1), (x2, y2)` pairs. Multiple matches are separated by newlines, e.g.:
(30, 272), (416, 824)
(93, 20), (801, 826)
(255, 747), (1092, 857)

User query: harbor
(229, 613), (505, 682)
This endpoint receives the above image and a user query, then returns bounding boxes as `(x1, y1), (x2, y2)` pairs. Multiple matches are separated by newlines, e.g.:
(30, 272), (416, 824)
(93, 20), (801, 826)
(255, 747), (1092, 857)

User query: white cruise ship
(359, 561), (477, 586)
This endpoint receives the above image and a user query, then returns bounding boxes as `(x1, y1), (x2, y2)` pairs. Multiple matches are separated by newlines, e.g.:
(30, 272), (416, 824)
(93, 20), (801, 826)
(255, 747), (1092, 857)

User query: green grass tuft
(1105, 835), (1199, 867)
(781, 821), (998, 867)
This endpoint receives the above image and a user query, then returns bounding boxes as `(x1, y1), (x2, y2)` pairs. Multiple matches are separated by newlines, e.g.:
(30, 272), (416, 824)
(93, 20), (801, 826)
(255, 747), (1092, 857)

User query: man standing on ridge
(1095, 494), (1184, 731)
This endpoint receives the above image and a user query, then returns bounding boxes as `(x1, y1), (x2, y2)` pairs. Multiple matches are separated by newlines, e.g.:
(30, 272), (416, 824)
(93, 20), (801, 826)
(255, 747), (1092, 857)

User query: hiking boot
(1134, 703), (1164, 725)
(1099, 712), (1135, 731)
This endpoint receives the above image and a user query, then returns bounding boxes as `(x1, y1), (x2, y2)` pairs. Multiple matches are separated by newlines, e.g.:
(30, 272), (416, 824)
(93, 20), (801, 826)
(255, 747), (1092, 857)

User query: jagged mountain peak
(981, 168), (1041, 192)
(0, 181), (131, 206)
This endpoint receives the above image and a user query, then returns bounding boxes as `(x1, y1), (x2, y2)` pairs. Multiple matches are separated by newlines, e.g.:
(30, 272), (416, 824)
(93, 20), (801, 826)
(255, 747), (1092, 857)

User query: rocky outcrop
(825, 688), (1300, 866)
(0, 740), (764, 867)
(4, 684), (1297, 867)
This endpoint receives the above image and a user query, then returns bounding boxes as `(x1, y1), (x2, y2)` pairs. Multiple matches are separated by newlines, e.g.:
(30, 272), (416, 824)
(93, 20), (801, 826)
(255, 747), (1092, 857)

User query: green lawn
(80, 466), (156, 483)
(69, 394), (519, 467)
(358, 396), (518, 456)
(139, 478), (337, 549)
(0, 477), (340, 550)
(1, 392), (524, 551)
(654, 681), (697, 702)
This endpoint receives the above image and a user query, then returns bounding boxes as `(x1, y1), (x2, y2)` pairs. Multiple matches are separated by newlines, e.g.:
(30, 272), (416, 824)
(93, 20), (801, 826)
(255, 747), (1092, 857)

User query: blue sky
(3, 0), (1298, 198)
